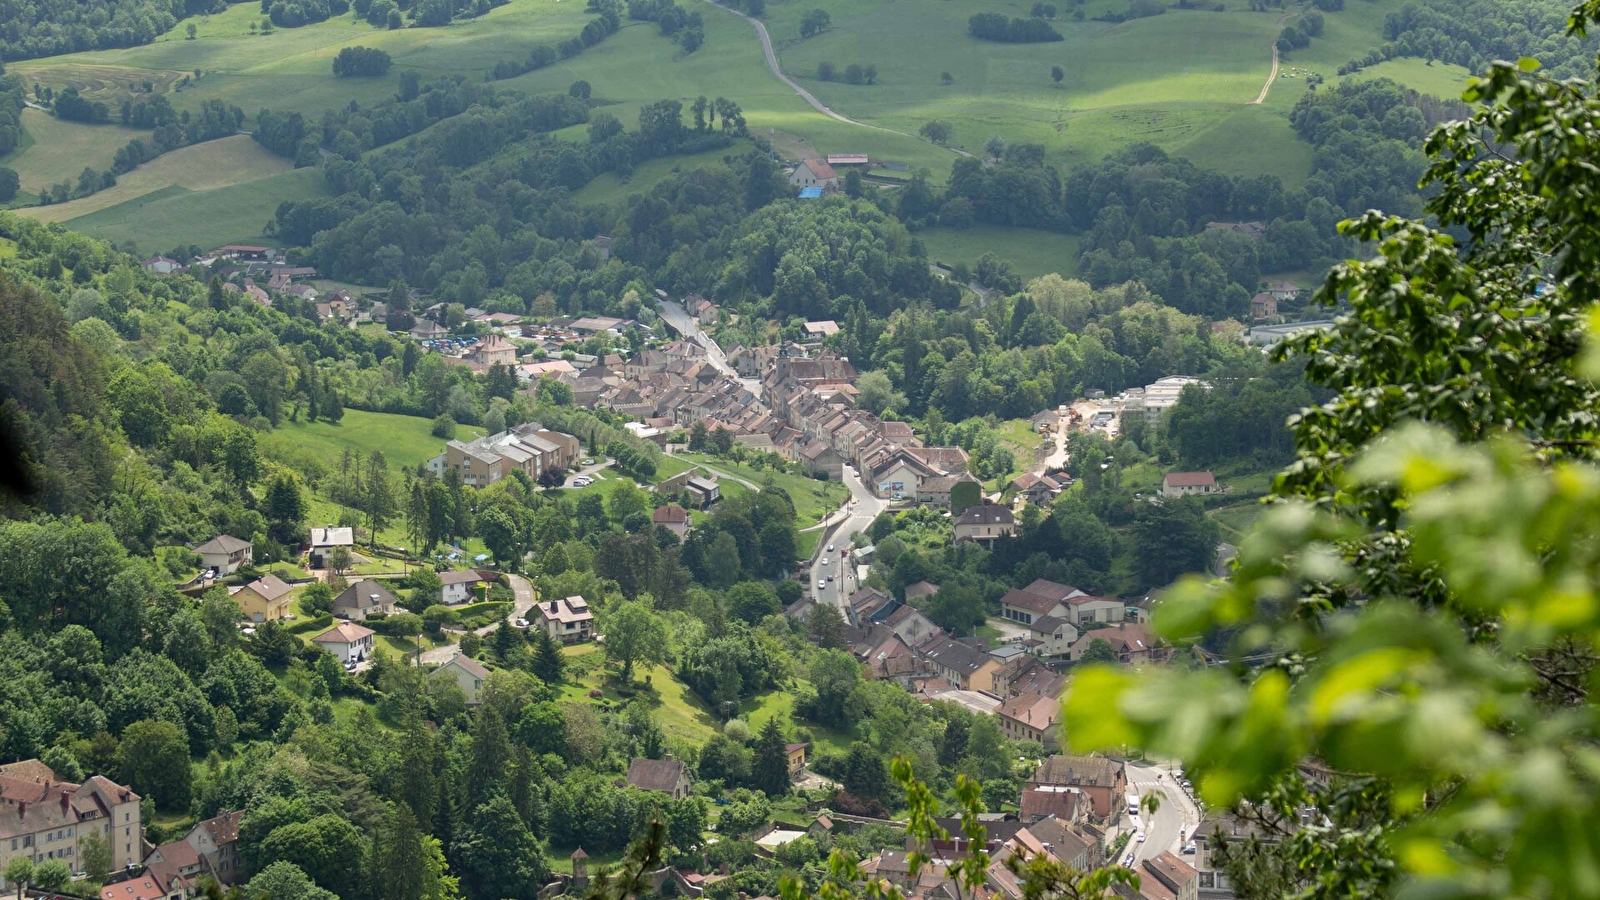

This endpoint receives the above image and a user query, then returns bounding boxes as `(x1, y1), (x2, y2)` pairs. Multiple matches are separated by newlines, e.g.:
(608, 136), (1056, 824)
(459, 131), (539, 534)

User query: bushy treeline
(0, 0), (224, 61)
(255, 74), (495, 166)
(1354, 0), (1600, 79)
(626, 0), (705, 52)
(36, 98), (244, 205)
(332, 45), (393, 76)
(0, 71), (23, 199)
(488, 2), (621, 79)
(261, 0), (348, 28)
(967, 11), (1063, 42)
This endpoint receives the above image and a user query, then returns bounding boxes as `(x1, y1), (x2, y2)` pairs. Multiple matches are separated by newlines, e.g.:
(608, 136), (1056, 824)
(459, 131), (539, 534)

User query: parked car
(1183, 842), (1197, 854)
(514, 617), (530, 628)
(581, 458), (595, 466)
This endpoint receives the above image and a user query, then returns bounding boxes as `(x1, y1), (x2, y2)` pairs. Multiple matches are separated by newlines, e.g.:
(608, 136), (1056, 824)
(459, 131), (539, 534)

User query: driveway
(417, 573), (539, 665)
(808, 465), (887, 609)
(561, 456), (615, 488)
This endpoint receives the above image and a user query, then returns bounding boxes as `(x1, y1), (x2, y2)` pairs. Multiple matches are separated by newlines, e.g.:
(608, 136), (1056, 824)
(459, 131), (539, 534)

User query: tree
(326, 545), (352, 576)
(370, 804), (428, 900)
(941, 71), (954, 85)
(808, 604), (847, 649)
(799, 8), (830, 37)
(364, 451), (395, 545)
(259, 814), (364, 900)
(751, 717), (789, 797)
(844, 168), (864, 198)
(1079, 637), (1118, 665)
(817, 60), (836, 82)
(5, 858), (33, 900)
(265, 472), (307, 544)
(186, 22), (197, 38)
(243, 862), (339, 900)
(29, 861), (69, 894)
(841, 742), (888, 802)
(1051, 64), (1065, 84)
(455, 795), (549, 900)
(854, 370), (907, 416)
(920, 120), (953, 143)
(1131, 497), (1218, 588)
(603, 600), (668, 682)
(1062, 26), (1600, 900)
(530, 627), (565, 683)
(115, 719), (191, 811)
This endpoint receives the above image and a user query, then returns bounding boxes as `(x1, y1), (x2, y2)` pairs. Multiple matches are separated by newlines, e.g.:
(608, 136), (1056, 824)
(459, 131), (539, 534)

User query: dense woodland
(0, 0), (224, 61)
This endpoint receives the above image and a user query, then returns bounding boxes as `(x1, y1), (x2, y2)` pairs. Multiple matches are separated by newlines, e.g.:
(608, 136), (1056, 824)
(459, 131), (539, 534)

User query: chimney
(18, 801), (25, 818)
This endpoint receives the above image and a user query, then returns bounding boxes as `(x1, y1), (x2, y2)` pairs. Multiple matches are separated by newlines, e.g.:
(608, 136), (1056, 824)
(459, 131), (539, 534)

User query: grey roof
(627, 758), (689, 792)
(194, 534), (251, 554)
(334, 580), (398, 612)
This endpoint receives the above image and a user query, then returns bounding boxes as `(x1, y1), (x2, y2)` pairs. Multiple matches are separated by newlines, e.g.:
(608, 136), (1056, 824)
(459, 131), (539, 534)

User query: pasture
(917, 224), (1081, 282)
(17, 63), (191, 105)
(19, 135), (292, 223)
(263, 408), (484, 472)
(1, 109), (145, 193)
(59, 166), (329, 253)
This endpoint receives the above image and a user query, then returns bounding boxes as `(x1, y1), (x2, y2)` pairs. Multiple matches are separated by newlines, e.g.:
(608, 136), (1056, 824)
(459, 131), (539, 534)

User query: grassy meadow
(918, 224), (1081, 281)
(262, 408), (484, 472)
(2, 108), (145, 195)
(59, 166), (329, 253)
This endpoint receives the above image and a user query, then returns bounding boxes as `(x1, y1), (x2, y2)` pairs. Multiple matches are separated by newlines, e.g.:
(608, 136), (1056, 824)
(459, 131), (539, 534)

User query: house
(468, 334), (518, 368)
(789, 158), (839, 190)
(993, 654), (1065, 700)
(98, 873), (169, 900)
(411, 319), (449, 340)
(308, 526), (354, 569)
(233, 574), (293, 622)
(143, 256), (181, 275)
(1010, 473), (1062, 506)
(626, 758), (692, 799)
(141, 839), (206, 898)
(799, 440), (846, 479)
(652, 504), (691, 541)
(903, 581), (939, 602)
(194, 534), (252, 575)
(997, 692), (1060, 750)
(1163, 471), (1218, 498)
(332, 580), (398, 621)
(0, 761), (143, 889)
(1262, 280), (1300, 301)
(1068, 621), (1166, 665)
(433, 654), (490, 705)
(1249, 293), (1278, 320)
(1000, 579), (1123, 627)
(917, 473), (980, 509)
(685, 476), (721, 509)
(438, 569), (485, 605)
(183, 810), (243, 885)
(785, 743), (808, 776)
(425, 424), (580, 487)
(916, 635), (1001, 693)
(311, 622), (376, 665)
(807, 813), (834, 841)
(1028, 754), (1126, 820)
(803, 320), (840, 337)
(953, 502), (1016, 548)
(1019, 786), (1086, 824)
(591, 235), (613, 261)
(882, 603), (940, 647)
(1115, 853), (1199, 900)
(533, 596), (595, 644)
(1027, 615), (1079, 658)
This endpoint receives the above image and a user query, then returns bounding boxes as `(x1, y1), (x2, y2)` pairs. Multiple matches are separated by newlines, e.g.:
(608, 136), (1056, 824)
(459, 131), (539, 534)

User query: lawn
(59, 166), (330, 254)
(573, 145), (741, 206)
(674, 453), (848, 527)
(918, 225), (1080, 282)
(0, 108), (145, 194)
(262, 407), (483, 471)
(19, 135), (292, 224)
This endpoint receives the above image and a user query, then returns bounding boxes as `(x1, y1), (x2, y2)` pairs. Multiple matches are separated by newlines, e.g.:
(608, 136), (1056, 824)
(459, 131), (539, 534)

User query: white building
(311, 622), (375, 664)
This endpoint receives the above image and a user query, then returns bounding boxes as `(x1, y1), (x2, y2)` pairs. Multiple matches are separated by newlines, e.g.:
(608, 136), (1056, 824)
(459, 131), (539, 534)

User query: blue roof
(798, 186), (823, 199)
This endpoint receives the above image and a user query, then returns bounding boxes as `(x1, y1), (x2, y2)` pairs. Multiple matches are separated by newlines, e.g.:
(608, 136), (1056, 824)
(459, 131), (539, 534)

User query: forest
(0, 0), (225, 61)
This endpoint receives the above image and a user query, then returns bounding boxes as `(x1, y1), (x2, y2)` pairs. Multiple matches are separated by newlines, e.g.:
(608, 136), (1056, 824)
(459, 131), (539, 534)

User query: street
(656, 299), (759, 395)
(808, 465), (887, 608)
(1124, 761), (1202, 864)
(417, 572), (540, 666)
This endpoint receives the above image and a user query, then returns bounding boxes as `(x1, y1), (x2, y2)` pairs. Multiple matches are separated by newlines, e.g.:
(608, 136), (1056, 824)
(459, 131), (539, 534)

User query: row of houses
(424, 422), (582, 487)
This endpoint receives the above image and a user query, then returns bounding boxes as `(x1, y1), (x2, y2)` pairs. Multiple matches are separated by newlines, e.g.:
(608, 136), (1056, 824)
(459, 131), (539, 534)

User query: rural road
(1252, 11), (1300, 104)
(418, 572), (539, 666)
(699, 0), (971, 157)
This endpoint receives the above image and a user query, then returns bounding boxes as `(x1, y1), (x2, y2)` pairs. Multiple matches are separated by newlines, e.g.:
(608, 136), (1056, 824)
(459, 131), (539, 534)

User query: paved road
(697, 0), (970, 157)
(417, 572), (539, 665)
(657, 299), (756, 394)
(1125, 762), (1202, 865)
(809, 465), (887, 608)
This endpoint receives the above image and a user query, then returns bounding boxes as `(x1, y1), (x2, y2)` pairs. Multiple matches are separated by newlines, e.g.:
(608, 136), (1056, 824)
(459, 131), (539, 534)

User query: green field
(263, 408), (485, 471)
(60, 166), (329, 253)
(20, 134), (292, 223)
(919, 224), (1081, 281)
(1, 108), (146, 194)
(674, 452), (848, 527)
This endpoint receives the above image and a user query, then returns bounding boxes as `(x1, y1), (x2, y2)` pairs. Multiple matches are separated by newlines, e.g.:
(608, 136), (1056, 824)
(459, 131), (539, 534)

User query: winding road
(417, 572), (540, 666)
(698, 0), (971, 156)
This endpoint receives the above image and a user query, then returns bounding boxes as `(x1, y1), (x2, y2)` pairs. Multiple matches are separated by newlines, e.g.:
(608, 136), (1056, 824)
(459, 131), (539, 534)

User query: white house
(439, 569), (484, 605)
(309, 526), (354, 568)
(311, 622), (375, 664)
(533, 596), (596, 644)
(1162, 471), (1217, 498)
(789, 158), (840, 190)
(433, 654), (490, 705)
(194, 534), (252, 575)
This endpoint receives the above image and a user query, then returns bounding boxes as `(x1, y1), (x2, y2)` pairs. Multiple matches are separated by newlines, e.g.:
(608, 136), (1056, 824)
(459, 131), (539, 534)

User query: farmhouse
(143, 256), (181, 275)
(233, 574), (293, 622)
(433, 653), (490, 705)
(626, 758), (692, 798)
(1249, 293), (1278, 319)
(1162, 471), (1217, 498)
(789, 158), (840, 190)
(411, 319), (449, 340)
(194, 534), (252, 575)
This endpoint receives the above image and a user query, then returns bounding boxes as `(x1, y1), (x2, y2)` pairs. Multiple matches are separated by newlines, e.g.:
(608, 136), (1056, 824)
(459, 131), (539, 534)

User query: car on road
(817, 580), (826, 589)
(572, 476), (593, 486)
(826, 544), (834, 552)
(1136, 833), (1147, 843)
(826, 574), (833, 581)
(514, 618), (529, 628)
